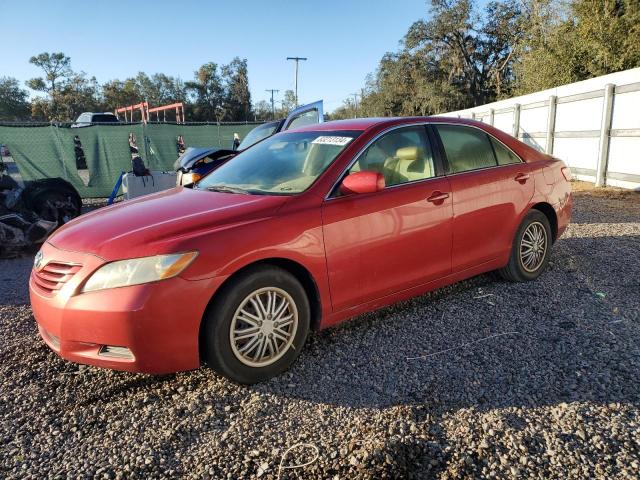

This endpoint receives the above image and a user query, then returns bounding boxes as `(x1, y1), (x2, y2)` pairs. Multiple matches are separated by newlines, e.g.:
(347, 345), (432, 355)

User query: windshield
(197, 130), (360, 195)
(238, 122), (279, 150)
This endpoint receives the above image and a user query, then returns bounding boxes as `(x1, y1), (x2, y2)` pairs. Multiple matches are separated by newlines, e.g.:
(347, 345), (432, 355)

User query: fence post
(488, 108), (494, 126)
(545, 96), (557, 154)
(143, 121), (150, 163)
(595, 84), (615, 187)
(512, 103), (521, 138)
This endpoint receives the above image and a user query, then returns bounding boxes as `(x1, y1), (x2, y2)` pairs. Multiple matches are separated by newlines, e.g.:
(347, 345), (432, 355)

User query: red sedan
(30, 117), (572, 383)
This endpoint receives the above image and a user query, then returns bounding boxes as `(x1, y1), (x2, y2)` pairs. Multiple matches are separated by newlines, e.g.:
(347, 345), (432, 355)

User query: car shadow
(247, 233), (640, 413)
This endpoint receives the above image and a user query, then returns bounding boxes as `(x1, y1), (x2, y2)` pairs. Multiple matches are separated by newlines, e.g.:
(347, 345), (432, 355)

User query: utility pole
(350, 93), (360, 118)
(286, 56), (307, 106)
(265, 89), (279, 119)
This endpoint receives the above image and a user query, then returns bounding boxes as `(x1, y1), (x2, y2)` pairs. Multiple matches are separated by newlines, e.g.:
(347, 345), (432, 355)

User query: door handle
(427, 191), (450, 203)
(515, 173), (530, 183)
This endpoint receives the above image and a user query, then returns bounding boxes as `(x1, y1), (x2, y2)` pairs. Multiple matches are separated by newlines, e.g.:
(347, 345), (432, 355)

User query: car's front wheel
(201, 265), (310, 384)
(499, 209), (552, 282)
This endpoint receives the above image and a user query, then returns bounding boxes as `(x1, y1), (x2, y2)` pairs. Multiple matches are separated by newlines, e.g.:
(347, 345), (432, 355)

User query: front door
(322, 125), (453, 312)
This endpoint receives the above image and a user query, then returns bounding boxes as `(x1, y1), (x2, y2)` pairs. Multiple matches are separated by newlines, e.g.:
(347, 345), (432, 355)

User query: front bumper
(29, 243), (222, 374)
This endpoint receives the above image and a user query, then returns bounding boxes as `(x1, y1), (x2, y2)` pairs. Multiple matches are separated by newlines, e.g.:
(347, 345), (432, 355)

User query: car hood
(174, 147), (220, 170)
(48, 187), (289, 260)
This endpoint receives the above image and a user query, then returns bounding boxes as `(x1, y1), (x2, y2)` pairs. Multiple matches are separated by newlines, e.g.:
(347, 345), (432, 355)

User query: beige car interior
(271, 143), (343, 192)
(350, 131), (435, 187)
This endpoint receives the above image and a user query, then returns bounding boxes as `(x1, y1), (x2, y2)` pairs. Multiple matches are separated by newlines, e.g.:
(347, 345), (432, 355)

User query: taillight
(561, 167), (572, 182)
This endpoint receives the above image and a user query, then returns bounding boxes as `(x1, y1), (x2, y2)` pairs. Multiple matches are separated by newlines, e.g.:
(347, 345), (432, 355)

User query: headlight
(181, 172), (202, 185)
(82, 252), (198, 293)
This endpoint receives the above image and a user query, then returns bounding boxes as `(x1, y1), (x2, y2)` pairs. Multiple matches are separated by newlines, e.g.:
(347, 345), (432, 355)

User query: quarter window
(436, 125), (497, 173)
(349, 126), (435, 187)
(490, 137), (521, 165)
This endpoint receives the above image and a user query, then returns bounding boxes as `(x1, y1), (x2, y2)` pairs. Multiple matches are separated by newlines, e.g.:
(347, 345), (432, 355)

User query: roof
(290, 116), (488, 133)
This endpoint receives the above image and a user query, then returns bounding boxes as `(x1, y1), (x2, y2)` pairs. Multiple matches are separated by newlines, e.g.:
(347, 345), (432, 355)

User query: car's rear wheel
(499, 209), (552, 282)
(201, 265), (310, 384)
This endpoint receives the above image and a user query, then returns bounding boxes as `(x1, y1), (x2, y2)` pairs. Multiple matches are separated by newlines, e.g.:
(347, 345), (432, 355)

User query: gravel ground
(1, 182), (639, 479)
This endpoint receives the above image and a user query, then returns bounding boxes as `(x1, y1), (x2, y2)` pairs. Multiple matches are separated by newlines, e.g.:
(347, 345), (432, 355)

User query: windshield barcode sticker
(311, 136), (353, 146)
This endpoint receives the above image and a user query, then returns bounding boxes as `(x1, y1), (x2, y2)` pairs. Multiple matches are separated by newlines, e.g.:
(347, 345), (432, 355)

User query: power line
(286, 57), (307, 107)
(265, 89), (279, 119)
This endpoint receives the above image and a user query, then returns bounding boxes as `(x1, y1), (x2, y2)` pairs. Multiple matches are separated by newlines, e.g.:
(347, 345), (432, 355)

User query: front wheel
(201, 265), (310, 384)
(499, 209), (552, 282)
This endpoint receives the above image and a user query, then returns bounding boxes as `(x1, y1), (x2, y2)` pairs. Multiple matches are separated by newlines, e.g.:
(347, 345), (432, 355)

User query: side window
(490, 137), (521, 165)
(436, 125), (497, 173)
(349, 126), (435, 187)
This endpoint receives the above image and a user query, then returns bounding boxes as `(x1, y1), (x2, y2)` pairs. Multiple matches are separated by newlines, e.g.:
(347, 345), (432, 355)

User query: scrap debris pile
(0, 162), (81, 258)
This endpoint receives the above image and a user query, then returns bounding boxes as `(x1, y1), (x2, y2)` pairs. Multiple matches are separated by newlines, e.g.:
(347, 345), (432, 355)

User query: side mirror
(340, 171), (385, 195)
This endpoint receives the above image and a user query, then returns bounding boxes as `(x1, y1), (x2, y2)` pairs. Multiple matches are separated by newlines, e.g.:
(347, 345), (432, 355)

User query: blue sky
(0, 0), (433, 113)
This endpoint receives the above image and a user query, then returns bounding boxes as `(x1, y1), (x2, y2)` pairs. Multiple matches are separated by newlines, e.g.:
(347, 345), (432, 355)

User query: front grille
(32, 261), (82, 295)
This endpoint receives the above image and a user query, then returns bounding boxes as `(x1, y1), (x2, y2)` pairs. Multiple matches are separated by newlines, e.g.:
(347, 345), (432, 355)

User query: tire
(499, 209), (552, 282)
(201, 265), (310, 384)
(30, 189), (81, 225)
(23, 179), (82, 226)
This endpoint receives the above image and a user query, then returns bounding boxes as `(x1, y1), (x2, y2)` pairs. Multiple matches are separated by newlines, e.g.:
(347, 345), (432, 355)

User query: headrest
(396, 146), (421, 161)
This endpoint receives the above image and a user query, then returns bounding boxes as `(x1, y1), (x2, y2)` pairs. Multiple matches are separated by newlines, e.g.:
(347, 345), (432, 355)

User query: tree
(135, 72), (186, 106)
(0, 77), (31, 121)
(57, 72), (101, 121)
(102, 78), (141, 110)
(515, 0), (640, 93)
(26, 52), (72, 119)
(253, 100), (273, 121)
(573, 0), (640, 76)
(345, 0), (524, 119)
(222, 57), (252, 121)
(403, 0), (522, 106)
(277, 90), (297, 117)
(185, 62), (224, 121)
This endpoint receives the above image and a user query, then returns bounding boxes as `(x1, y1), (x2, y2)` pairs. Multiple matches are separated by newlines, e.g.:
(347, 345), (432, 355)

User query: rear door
(433, 124), (534, 273)
(322, 125), (453, 311)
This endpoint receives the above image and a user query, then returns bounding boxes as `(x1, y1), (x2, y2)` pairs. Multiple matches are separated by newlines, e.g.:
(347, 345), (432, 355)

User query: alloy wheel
(229, 287), (298, 367)
(519, 221), (548, 273)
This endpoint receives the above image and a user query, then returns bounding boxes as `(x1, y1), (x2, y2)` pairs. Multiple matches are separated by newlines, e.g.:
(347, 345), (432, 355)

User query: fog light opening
(48, 333), (60, 350)
(98, 345), (134, 360)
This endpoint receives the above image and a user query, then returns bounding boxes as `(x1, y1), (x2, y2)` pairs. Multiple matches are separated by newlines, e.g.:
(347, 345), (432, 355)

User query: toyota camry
(30, 117), (572, 384)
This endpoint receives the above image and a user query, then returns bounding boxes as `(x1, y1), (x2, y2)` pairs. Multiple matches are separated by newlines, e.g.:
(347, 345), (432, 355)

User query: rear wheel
(201, 265), (310, 384)
(499, 209), (552, 282)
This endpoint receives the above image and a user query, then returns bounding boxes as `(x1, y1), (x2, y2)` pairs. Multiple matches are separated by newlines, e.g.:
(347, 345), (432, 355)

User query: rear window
(436, 125), (497, 173)
(91, 114), (119, 123)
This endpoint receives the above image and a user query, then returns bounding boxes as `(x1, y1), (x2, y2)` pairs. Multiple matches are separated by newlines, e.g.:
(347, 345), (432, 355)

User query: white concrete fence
(438, 68), (640, 190)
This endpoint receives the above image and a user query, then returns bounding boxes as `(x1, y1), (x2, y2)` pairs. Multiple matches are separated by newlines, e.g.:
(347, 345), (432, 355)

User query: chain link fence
(0, 122), (261, 197)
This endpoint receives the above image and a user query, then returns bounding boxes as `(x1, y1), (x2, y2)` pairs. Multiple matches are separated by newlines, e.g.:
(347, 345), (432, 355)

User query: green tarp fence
(0, 122), (260, 197)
